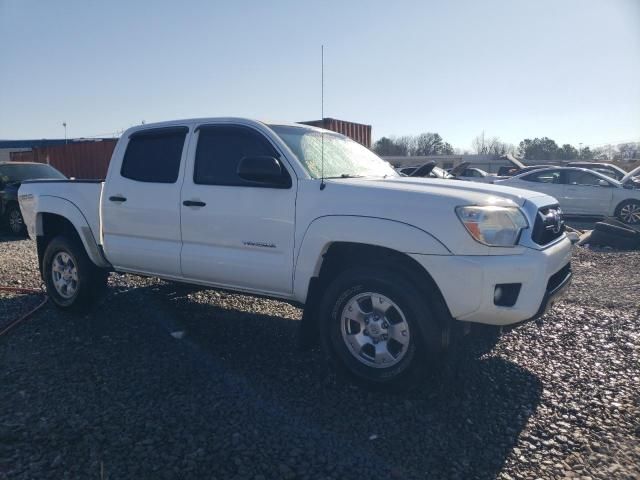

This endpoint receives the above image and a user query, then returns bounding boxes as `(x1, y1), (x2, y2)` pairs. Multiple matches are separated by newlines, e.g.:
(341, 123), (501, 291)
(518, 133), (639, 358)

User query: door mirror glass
(237, 156), (291, 188)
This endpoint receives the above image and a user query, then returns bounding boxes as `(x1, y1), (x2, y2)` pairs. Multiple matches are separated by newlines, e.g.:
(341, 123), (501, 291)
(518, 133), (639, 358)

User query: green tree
(373, 137), (407, 156)
(372, 132), (455, 156)
(578, 146), (593, 160)
(518, 137), (560, 160)
(414, 132), (449, 155)
(557, 144), (579, 160)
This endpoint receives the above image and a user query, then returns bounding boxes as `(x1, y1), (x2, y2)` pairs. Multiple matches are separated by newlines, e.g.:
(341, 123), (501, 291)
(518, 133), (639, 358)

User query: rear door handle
(109, 195), (127, 202)
(183, 200), (206, 207)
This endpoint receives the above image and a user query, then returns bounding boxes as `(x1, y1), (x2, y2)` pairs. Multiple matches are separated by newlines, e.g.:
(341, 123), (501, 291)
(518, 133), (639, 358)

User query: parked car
(498, 166), (640, 224)
(0, 162), (66, 235)
(396, 162), (455, 179)
(498, 165), (556, 177)
(19, 118), (572, 388)
(567, 162), (627, 182)
(446, 165), (507, 184)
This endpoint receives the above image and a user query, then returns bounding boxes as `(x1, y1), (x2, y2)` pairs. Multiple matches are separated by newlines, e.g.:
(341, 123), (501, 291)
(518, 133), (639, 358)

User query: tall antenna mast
(320, 44), (326, 190)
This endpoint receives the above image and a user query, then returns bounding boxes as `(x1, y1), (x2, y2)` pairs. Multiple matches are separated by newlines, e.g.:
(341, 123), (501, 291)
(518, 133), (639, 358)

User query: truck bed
(19, 179), (104, 243)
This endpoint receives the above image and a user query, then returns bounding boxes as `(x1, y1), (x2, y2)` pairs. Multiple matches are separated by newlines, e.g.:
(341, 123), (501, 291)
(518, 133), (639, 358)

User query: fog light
(494, 283), (522, 307)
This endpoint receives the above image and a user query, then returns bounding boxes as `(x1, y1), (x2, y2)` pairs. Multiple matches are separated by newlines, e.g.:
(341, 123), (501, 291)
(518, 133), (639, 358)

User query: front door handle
(109, 195), (127, 202)
(183, 200), (206, 207)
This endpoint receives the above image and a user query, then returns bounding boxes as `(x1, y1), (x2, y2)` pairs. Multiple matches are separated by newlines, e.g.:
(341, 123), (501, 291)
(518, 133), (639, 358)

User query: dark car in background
(0, 162), (66, 235)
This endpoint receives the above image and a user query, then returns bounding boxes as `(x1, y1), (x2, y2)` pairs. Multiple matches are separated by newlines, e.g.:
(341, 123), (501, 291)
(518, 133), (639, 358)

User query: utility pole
(579, 142), (583, 159)
(62, 122), (67, 144)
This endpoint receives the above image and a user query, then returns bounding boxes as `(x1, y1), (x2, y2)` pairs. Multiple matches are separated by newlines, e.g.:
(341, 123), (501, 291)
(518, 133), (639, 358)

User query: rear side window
(194, 125), (282, 186)
(121, 127), (188, 183)
(522, 169), (562, 184)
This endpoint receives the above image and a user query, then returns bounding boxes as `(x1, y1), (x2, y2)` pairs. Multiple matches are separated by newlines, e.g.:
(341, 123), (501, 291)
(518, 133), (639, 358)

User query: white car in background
(447, 165), (508, 184)
(498, 166), (640, 225)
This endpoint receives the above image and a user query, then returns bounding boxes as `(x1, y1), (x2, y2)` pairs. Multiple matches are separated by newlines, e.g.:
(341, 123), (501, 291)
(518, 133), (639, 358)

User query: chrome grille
(532, 205), (565, 245)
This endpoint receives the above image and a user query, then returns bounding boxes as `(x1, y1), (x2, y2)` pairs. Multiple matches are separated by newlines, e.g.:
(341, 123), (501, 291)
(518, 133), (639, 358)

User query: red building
(299, 118), (372, 148)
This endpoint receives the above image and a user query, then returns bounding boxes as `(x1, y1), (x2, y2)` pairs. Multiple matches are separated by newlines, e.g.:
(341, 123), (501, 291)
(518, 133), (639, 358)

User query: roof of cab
(123, 117), (330, 135)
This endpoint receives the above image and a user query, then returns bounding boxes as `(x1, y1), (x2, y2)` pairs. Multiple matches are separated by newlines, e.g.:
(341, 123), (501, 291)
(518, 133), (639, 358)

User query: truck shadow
(0, 292), (46, 331)
(146, 282), (543, 479)
(3, 281), (541, 479)
(0, 233), (27, 243)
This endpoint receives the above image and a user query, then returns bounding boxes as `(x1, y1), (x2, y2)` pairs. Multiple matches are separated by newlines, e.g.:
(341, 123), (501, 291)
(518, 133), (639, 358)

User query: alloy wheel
(620, 203), (640, 224)
(51, 251), (79, 299)
(340, 292), (411, 369)
(8, 209), (23, 234)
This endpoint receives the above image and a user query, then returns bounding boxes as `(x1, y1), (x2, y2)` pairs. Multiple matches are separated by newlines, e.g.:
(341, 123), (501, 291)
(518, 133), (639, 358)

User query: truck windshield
(0, 163), (66, 183)
(270, 125), (398, 179)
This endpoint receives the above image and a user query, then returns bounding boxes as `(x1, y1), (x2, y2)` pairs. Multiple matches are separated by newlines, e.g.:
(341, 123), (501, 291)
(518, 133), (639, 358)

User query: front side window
(270, 125), (397, 179)
(522, 169), (562, 184)
(592, 167), (623, 181)
(194, 125), (287, 186)
(567, 170), (611, 187)
(121, 127), (188, 183)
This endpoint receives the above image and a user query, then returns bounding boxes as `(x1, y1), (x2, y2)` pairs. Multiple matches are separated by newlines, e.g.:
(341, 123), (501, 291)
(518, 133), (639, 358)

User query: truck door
(101, 126), (189, 277)
(180, 123), (296, 296)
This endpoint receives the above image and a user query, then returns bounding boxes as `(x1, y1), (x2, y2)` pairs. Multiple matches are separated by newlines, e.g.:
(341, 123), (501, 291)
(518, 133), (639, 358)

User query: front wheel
(616, 200), (640, 225)
(319, 267), (439, 389)
(43, 235), (108, 310)
(6, 205), (25, 236)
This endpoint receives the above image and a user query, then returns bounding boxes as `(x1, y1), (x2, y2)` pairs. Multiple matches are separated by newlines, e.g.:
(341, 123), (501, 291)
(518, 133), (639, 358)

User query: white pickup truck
(18, 118), (572, 387)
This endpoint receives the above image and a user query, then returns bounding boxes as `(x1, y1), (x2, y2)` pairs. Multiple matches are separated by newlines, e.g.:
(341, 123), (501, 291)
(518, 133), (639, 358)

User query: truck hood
(299, 176), (560, 256)
(328, 176), (556, 208)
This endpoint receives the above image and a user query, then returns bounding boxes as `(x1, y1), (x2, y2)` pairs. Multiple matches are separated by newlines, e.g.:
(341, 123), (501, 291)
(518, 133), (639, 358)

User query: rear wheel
(616, 200), (640, 225)
(319, 267), (439, 389)
(6, 205), (25, 236)
(43, 235), (108, 309)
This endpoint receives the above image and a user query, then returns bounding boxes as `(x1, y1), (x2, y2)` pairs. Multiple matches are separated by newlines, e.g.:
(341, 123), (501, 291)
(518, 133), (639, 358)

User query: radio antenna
(320, 44), (326, 190)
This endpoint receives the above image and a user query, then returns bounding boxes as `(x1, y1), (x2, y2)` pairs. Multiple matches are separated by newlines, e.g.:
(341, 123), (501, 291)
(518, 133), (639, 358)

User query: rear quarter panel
(18, 181), (108, 267)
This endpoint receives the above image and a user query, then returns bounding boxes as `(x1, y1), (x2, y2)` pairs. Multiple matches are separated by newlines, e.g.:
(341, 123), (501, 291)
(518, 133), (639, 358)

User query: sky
(1, 0), (639, 151)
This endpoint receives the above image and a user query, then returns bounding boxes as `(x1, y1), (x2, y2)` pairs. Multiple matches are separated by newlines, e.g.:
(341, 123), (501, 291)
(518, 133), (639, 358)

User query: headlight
(455, 205), (529, 247)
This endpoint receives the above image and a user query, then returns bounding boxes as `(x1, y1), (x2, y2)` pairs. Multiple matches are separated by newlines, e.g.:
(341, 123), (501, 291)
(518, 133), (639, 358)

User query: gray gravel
(1, 234), (639, 479)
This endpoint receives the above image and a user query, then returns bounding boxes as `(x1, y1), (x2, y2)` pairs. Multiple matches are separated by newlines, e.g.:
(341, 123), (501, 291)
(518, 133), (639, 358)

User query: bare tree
(472, 131), (514, 156)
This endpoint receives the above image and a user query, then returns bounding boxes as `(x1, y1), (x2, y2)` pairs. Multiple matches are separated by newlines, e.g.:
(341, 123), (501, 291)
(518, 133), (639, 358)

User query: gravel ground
(0, 234), (638, 479)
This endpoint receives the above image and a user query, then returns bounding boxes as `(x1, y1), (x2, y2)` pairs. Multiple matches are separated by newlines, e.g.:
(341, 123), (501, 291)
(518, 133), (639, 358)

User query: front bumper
(410, 236), (573, 326)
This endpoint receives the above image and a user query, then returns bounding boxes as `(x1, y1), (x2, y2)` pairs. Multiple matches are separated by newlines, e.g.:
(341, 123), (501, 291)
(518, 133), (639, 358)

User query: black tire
(42, 235), (108, 310)
(615, 199), (640, 226)
(588, 229), (640, 250)
(6, 204), (26, 236)
(594, 221), (640, 239)
(602, 216), (640, 233)
(318, 266), (440, 389)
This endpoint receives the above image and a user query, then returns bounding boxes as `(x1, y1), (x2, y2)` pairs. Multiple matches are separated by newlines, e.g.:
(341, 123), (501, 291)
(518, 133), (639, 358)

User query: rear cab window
(121, 127), (189, 183)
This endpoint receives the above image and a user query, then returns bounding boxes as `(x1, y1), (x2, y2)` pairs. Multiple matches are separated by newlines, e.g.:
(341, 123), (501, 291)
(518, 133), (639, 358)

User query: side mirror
(597, 179), (610, 187)
(237, 156), (291, 188)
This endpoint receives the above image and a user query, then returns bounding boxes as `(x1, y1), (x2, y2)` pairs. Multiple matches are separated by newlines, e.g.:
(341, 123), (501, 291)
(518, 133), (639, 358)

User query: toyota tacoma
(18, 118), (572, 387)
